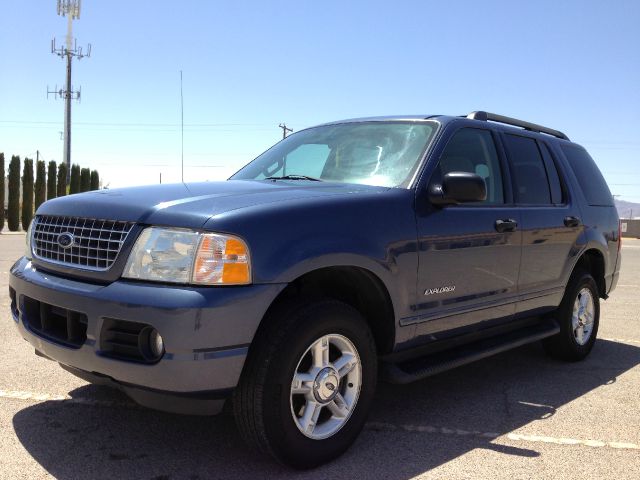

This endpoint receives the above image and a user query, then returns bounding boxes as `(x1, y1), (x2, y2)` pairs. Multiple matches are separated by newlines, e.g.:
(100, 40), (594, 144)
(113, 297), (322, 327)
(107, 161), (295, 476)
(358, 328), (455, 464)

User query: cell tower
(48, 0), (91, 183)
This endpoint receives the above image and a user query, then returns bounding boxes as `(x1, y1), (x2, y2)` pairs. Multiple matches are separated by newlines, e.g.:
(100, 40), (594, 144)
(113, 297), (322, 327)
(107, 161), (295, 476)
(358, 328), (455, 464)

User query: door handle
(495, 219), (518, 233)
(564, 216), (581, 228)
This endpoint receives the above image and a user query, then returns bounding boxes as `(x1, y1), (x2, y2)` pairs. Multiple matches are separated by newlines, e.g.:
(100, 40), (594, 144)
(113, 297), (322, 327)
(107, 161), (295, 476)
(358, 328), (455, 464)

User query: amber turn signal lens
(192, 233), (251, 285)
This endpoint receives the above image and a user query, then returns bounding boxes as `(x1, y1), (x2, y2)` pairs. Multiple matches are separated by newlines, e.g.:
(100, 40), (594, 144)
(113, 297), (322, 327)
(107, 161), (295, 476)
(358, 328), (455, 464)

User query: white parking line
(366, 422), (640, 451)
(601, 337), (640, 345)
(0, 389), (136, 409)
(2, 389), (639, 451)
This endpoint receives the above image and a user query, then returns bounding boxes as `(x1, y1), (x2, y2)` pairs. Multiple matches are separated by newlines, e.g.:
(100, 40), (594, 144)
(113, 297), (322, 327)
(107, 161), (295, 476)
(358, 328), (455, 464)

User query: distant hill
(615, 199), (640, 219)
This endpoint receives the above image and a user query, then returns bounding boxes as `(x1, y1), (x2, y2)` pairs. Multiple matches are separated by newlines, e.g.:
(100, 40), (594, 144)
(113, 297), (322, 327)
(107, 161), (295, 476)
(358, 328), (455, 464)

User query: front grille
(32, 215), (135, 271)
(23, 296), (88, 348)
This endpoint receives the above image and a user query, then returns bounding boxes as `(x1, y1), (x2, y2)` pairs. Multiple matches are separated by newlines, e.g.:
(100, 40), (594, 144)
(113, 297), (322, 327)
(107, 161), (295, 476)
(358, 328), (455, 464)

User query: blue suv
(9, 111), (621, 468)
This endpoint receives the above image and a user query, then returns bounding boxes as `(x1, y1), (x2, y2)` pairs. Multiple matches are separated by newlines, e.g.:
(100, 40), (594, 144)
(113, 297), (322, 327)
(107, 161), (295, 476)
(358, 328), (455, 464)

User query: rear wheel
(544, 270), (600, 361)
(233, 299), (377, 468)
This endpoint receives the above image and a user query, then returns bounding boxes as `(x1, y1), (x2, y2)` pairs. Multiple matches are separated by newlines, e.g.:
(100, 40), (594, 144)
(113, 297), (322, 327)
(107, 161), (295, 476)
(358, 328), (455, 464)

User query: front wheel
(543, 270), (600, 361)
(233, 299), (377, 468)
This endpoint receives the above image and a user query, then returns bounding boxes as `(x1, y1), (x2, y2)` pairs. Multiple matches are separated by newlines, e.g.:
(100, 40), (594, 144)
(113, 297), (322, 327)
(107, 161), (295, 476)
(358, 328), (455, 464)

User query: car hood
(36, 180), (389, 229)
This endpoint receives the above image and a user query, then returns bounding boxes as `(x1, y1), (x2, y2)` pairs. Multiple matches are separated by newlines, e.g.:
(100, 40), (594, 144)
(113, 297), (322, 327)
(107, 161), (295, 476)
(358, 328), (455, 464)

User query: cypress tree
(22, 158), (34, 230)
(69, 164), (81, 194)
(80, 167), (91, 192)
(35, 160), (46, 210)
(8, 156), (20, 231)
(90, 170), (100, 191)
(57, 163), (67, 197)
(47, 160), (57, 200)
(0, 153), (4, 231)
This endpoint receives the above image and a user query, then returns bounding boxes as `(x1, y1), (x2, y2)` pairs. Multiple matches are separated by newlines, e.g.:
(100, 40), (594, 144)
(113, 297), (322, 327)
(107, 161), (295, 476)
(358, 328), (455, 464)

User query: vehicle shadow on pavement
(12, 339), (640, 480)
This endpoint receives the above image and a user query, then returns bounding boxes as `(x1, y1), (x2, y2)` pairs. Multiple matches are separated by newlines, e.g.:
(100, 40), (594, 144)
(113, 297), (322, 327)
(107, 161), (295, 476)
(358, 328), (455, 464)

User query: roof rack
(466, 111), (569, 140)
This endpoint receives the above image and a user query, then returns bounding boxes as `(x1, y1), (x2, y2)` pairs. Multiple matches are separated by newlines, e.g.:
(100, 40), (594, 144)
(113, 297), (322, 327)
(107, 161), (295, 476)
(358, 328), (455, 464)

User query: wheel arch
(573, 248), (606, 298)
(254, 266), (396, 356)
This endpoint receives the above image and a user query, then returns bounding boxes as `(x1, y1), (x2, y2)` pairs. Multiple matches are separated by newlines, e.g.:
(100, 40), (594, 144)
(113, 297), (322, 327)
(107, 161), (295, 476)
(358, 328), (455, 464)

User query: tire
(543, 269), (600, 361)
(233, 299), (377, 469)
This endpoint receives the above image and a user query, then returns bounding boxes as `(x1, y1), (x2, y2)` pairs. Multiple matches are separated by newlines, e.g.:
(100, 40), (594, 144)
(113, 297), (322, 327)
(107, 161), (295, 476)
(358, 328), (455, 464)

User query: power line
(0, 120), (273, 126)
(180, 70), (184, 182)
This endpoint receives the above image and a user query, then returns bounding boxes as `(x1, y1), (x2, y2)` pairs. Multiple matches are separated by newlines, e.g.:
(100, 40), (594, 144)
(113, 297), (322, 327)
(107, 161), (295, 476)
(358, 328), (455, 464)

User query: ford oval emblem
(57, 232), (75, 249)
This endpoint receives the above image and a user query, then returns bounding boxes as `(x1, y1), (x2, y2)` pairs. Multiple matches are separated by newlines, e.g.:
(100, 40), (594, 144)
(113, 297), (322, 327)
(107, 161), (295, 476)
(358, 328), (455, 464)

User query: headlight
(25, 220), (34, 260)
(123, 227), (251, 285)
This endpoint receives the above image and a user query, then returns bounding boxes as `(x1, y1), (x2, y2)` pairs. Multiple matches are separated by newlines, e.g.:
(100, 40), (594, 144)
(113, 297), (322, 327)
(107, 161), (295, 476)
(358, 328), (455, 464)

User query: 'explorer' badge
(57, 232), (75, 249)
(424, 286), (455, 295)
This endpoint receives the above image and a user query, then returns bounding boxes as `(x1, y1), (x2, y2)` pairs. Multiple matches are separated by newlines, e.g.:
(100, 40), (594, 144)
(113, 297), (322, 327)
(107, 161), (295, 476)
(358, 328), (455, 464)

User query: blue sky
(1, 0), (639, 200)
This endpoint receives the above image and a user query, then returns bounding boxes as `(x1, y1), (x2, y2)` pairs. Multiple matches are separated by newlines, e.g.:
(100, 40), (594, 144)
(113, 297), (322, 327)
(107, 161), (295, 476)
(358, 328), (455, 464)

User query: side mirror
(429, 171), (487, 206)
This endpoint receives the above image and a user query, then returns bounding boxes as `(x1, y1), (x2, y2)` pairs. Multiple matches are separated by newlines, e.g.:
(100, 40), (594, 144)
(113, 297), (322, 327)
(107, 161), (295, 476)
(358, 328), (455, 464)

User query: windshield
(230, 121), (438, 188)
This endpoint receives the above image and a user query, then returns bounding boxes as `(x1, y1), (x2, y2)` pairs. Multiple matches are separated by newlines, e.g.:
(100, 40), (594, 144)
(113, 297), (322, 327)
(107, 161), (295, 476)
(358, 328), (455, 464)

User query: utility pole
(48, 0), (91, 184)
(279, 123), (293, 139)
(180, 71), (184, 182)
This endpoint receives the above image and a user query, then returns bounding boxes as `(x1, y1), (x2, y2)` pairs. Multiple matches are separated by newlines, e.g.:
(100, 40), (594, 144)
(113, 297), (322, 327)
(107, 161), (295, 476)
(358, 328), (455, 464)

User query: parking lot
(1, 232), (638, 480)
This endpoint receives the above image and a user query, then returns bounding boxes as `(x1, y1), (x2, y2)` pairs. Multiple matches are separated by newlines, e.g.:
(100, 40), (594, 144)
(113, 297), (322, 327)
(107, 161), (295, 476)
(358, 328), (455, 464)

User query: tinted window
(539, 142), (564, 204)
(504, 134), (551, 204)
(434, 128), (504, 204)
(561, 145), (613, 206)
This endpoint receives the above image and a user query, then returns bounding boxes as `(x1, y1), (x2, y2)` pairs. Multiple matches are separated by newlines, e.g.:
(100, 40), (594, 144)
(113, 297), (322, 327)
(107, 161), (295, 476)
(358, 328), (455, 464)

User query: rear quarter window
(561, 145), (613, 206)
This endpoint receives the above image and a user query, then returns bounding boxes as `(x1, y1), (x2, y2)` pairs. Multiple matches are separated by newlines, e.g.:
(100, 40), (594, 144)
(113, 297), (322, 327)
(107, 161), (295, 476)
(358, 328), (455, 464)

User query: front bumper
(9, 257), (286, 414)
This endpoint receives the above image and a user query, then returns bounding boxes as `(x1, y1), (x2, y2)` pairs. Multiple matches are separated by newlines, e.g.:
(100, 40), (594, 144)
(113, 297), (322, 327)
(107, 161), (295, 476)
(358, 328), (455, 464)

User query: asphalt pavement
(1, 233), (639, 479)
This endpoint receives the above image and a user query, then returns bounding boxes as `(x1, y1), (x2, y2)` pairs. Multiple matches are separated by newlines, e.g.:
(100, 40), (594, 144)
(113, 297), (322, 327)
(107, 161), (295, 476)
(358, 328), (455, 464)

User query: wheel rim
(290, 334), (362, 440)
(572, 287), (595, 346)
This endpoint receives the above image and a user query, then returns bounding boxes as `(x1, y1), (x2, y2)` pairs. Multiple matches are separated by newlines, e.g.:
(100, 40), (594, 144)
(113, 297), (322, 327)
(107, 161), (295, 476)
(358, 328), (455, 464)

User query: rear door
(411, 126), (522, 340)
(500, 133), (582, 316)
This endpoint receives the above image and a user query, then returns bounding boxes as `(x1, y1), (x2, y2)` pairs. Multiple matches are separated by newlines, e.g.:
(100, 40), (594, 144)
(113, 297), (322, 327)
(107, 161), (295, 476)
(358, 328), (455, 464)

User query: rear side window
(503, 134), (551, 204)
(561, 145), (613, 206)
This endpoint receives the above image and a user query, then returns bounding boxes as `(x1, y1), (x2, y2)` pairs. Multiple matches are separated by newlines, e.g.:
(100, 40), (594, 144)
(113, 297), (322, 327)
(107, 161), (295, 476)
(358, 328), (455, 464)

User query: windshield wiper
(264, 175), (322, 182)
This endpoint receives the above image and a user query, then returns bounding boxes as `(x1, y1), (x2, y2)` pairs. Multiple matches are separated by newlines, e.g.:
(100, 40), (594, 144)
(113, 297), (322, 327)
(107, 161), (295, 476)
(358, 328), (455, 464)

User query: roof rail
(466, 111), (569, 140)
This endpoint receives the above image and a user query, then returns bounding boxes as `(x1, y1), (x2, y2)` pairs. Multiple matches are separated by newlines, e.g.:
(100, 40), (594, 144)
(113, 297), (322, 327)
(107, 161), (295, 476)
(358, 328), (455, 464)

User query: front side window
(431, 128), (504, 204)
(231, 122), (438, 188)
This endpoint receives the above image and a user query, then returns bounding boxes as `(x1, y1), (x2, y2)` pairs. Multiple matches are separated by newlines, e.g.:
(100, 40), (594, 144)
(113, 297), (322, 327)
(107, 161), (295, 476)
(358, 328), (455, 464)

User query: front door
(410, 126), (522, 341)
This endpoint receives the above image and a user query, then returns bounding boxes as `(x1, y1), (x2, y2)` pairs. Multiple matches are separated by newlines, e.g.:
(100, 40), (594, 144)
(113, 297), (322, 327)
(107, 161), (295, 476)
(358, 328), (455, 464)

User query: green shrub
(35, 160), (46, 210)
(0, 153), (4, 231)
(69, 164), (81, 194)
(90, 170), (100, 190)
(80, 167), (91, 192)
(57, 163), (67, 197)
(8, 156), (21, 231)
(22, 158), (34, 230)
(47, 161), (57, 200)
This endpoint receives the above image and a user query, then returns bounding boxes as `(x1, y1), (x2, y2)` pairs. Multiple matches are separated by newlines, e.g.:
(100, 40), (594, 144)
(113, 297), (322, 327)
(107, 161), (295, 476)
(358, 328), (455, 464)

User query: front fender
(203, 189), (419, 320)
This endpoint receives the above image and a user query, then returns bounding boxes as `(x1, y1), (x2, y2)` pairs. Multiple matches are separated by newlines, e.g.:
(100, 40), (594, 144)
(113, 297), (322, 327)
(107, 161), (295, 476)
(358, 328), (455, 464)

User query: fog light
(150, 329), (164, 358)
(140, 326), (165, 362)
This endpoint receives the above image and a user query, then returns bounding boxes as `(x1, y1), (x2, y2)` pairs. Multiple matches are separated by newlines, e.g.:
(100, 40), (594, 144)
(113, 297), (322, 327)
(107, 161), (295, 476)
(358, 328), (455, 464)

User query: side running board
(382, 319), (560, 385)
